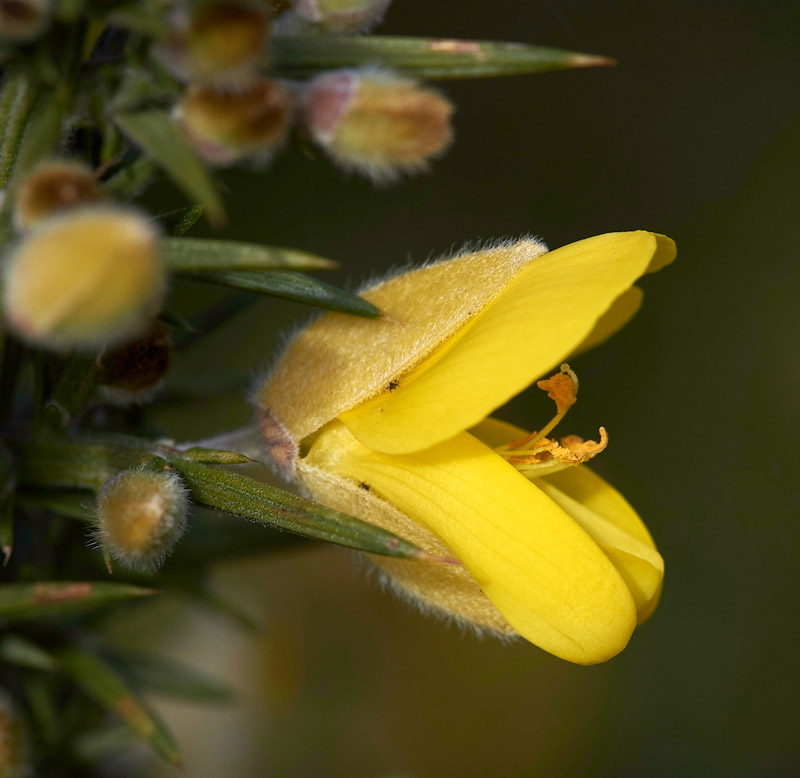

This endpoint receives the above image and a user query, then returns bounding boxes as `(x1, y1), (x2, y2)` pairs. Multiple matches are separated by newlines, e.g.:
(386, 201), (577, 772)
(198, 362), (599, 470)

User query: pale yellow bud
(176, 78), (292, 165)
(94, 467), (188, 571)
(0, 0), (49, 42)
(280, 0), (391, 34)
(1, 208), (165, 350)
(301, 69), (453, 182)
(0, 690), (28, 778)
(14, 160), (102, 231)
(157, 1), (271, 84)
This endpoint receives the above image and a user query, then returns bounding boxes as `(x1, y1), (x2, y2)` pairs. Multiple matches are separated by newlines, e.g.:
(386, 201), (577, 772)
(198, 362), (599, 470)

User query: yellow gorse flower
(256, 231), (676, 664)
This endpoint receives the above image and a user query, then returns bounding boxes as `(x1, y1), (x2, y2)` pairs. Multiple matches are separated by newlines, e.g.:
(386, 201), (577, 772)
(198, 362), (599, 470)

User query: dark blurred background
(127, 1), (800, 776)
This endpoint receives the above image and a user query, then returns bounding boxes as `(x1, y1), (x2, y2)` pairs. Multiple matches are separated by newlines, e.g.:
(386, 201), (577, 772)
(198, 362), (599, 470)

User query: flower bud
(0, 690), (28, 778)
(300, 69), (453, 182)
(0, 0), (50, 42)
(14, 160), (102, 231)
(278, 0), (391, 34)
(156, 1), (271, 84)
(94, 466), (188, 571)
(176, 78), (292, 165)
(97, 325), (172, 405)
(1, 207), (165, 351)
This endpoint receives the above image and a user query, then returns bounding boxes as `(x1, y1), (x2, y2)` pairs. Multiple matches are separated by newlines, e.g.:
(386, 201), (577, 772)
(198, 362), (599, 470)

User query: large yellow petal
(305, 421), (637, 664)
(341, 232), (676, 454)
(471, 417), (664, 623)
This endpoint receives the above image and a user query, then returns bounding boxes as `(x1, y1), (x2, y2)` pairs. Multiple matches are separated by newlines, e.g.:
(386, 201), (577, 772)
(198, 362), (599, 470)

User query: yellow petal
(536, 478), (663, 623)
(257, 238), (547, 445)
(305, 421), (637, 664)
(471, 417), (664, 623)
(341, 232), (675, 454)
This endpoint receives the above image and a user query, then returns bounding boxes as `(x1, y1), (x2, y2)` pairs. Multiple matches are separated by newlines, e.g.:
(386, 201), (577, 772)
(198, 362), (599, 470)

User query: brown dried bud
(97, 325), (172, 405)
(15, 160), (102, 231)
(301, 69), (453, 183)
(176, 78), (292, 165)
(0, 0), (49, 42)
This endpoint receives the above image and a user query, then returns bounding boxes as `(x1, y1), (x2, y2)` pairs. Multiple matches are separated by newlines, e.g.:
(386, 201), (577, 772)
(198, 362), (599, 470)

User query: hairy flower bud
(94, 467), (188, 571)
(300, 69), (453, 182)
(0, 690), (28, 778)
(15, 160), (102, 231)
(278, 0), (391, 34)
(176, 78), (292, 165)
(156, 1), (271, 84)
(0, 0), (50, 42)
(1, 208), (165, 350)
(97, 325), (172, 405)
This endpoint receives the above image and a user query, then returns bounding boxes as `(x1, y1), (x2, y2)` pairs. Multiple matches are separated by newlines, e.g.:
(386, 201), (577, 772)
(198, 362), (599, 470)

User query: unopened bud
(15, 160), (102, 231)
(2, 208), (165, 351)
(301, 69), (453, 183)
(156, 1), (271, 84)
(94, 466), (188, 571)
(176, 78), (292, 165)
(97, 325), (172, 405)
(0, 0), (50, 42)
(278, 0), (391, 34)
(0, 690), (28, 778)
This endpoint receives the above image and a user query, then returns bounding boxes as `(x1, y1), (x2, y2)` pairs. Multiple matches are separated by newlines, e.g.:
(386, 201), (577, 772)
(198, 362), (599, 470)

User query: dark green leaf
(179, 446), (254, 464)
(169, 458), (428, 560)
(162, 237), (339, 272)
(114, 111), (225, 225)
(272, 36), (616, 80)
(0, 582), (157, 622)
(155, 205), (204, 237)
(105, 649), (233, 703)
(0, 634), (58, 671)
(159, 308), (198, 332)
(41, 354), (98, 430)
(182, 269), (380, 318)
(58, 647), (182, 766)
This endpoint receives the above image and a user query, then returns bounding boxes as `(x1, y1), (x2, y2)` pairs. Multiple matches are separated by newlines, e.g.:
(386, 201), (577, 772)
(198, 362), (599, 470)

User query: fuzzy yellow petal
(341, 232), (676, 454)
(258, 238), (547, 447)
(305, 421), (637, 664)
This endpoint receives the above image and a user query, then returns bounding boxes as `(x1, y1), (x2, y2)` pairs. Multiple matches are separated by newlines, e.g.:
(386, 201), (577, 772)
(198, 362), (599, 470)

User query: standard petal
(258, 238), (547, 445)
(305, 422), (637, 664)
(341, 232), (674, 454)
(471, 417), (664, 623)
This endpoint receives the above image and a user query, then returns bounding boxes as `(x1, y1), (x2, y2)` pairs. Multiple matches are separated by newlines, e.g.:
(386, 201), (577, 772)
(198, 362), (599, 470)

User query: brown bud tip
(1, 207), (165, 351)
(176, 78), (293, 166)
(94, 467), (189, 572)
(97, 325), (172, 404)
(0, 0), (50, 41)
(15, 160), (102, 231)
(569, 53), (618, 68)
(156, 1), (271, 85)
(301, 69), (454, 183)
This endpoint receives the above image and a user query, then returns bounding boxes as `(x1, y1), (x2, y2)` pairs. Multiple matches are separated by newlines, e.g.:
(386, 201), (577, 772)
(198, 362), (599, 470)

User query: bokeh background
(117, 1), (800, 775)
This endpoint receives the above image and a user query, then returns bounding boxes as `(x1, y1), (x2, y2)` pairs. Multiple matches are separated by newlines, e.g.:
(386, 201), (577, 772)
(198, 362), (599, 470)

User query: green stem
(39, 354), (99, 430)
(12, 432), (429, 560)
(0, 70), (41, 189)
